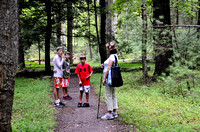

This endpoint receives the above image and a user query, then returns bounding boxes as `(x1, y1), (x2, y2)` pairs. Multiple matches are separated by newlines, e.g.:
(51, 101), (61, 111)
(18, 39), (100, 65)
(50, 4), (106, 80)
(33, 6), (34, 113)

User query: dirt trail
(54, 74), (132, 132)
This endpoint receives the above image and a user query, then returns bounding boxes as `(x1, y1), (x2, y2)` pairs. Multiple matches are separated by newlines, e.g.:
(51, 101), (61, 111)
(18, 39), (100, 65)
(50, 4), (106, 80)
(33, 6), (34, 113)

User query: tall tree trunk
(87, 0), (92, 61)
(18, 7), (25, 68)
(0, 0), (19, 131)
(176, 0), (179, 25)
(67, 1), (73, 63)
(38, 39), (41, 65)
(197, 0), (200, 39)
(18, 44), (25, 68)
(94, 0), (101, 61)
(99, 0), (107, 63)
(153, 0), (173, 76)
(142, 0), (148, 81)
(44, 0), (52, 73)
(56, 2), (61, 46)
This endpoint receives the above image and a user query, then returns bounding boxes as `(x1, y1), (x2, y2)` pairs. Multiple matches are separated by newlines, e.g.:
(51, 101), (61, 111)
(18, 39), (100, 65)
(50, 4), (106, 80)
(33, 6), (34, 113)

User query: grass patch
(25, 61), (46, 68)
(91, 71), (200, 131)
(12, 78), (56, 131)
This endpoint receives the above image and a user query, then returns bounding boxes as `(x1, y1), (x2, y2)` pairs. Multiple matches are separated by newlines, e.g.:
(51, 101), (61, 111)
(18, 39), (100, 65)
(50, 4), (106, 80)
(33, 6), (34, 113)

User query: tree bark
(99, 0), (107, 64)
(67, 1), (73, 63)
(44, 0), (52, 73)
(0, 0), (19, 131)
(38, 40), (41, 65)
(142, 1), (148, 81)
(18, 6), (25, 68)
(153, 0), (173, 76)
(56, 1), (62, 46)
(94, 0), (101, 60)
(197, 0), (200, 39)
(176, 0), (179, 25)
(87, 0), (92, 61)
(18, 44), (25, 68)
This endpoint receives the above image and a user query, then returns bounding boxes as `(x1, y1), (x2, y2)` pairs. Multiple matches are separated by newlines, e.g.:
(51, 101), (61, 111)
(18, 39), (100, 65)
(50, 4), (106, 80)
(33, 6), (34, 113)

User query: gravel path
(54, 74), (133, 132)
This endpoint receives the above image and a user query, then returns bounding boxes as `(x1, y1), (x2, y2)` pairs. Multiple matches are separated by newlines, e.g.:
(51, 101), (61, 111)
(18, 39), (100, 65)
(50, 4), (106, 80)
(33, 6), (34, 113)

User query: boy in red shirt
(75, 54), (93, 107)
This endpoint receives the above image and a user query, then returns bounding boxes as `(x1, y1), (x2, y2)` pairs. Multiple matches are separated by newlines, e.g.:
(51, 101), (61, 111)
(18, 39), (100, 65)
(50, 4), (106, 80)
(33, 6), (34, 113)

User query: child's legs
(62, 87), (68, 96)
(79, 91), (83, 103)
(62, 78), (70, 96)
(84, 86), (90, 103)
(54, 77), (62, 100)
(85, 93), (89, 103)
(54, 88), (59, 100)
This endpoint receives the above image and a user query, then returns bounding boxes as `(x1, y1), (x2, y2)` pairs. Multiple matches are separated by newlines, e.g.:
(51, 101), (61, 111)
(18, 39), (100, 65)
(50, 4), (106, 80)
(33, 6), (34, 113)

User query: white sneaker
(101, 113), (114, 120)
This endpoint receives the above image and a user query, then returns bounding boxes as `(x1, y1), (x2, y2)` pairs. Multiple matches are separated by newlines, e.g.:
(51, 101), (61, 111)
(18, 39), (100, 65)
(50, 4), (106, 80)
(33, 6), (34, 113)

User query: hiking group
(53, 41), (119, 120)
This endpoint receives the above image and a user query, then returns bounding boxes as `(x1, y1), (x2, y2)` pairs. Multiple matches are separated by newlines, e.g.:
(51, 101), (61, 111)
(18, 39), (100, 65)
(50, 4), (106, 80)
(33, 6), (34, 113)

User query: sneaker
(101, 113), (114, 120)
(59, 102), (65, 106)
(66, 95), (72, 100)
(54, 102), (65, 108)
(112, 112), (118, 118)
(77, 103), (82, 107)
(63, 95), (72, 100)
(83, 103), (90, 107)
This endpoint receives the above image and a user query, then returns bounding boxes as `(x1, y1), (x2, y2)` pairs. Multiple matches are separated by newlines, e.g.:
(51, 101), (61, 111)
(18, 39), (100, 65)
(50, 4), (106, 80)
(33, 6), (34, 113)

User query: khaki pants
(104, 83), (118, 111)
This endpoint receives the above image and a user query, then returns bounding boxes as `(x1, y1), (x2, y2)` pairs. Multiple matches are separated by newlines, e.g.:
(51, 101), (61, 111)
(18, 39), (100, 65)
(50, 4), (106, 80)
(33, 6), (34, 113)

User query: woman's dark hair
(110, 49), (117, 54)
(108, 41), (118, 54)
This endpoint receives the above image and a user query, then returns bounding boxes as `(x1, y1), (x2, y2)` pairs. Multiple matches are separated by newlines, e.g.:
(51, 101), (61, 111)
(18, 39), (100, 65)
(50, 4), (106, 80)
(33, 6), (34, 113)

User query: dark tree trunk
(44, 0), (52, 73)
(197, 0), (200, 39)
(87, 0), (92, 61)
(153, 0), (173, 76)
(94, 0), (101, 61)
(176, 0), (179, 25)
(67, 1), (73, 63)
(99, 0), (107, 64)
(38, 40), (41, 65)
(56, 2), (61, 46)
(142, 1), (148, 80)
(0, 0), (19, 131)
(18, 44), (25, 68)
(18, 7), (25, 68)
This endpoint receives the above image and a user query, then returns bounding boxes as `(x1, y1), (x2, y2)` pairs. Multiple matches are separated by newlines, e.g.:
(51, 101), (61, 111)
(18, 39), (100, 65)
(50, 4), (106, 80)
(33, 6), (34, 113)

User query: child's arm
(77, 74), (82, 85)
(86, 65), (93, 79)
(86, 71), (93, 79)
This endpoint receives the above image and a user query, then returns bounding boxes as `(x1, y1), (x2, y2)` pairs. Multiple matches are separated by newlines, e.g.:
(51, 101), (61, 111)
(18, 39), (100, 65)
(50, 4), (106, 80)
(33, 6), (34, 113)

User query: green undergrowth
(25, 61), (46, 68)
(19, 61), (154, 72)
(91, 71), (200, 131)
(12, 78), (56, 131)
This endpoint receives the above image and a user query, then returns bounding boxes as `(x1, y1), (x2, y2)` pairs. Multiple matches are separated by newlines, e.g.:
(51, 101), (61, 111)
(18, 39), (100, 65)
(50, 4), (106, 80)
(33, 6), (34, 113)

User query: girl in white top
(101, 41), (119, 120)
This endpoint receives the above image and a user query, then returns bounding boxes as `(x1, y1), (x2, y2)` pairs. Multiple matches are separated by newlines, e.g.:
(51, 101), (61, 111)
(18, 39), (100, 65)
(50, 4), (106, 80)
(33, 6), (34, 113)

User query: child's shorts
(54, 77), (62, 88)
(62, 78), (70, 87)
(80, 85), (90, 93)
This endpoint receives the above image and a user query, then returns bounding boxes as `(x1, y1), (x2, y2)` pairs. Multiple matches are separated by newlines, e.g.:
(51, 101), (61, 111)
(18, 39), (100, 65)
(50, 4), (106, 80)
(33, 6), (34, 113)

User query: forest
(0, 0), (200, 131)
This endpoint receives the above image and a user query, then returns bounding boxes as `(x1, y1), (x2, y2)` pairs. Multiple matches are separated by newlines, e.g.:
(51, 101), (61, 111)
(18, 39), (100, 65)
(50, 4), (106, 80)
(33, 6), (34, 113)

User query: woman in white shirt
(101, 41), (119, 120)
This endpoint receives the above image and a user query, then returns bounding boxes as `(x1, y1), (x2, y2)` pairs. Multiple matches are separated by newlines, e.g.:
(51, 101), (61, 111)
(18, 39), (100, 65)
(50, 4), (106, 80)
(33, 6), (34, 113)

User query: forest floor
(53, 74), (135, 132)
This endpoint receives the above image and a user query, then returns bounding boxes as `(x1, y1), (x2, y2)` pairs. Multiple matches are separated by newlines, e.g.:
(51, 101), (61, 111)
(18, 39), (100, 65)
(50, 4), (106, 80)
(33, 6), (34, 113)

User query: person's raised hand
(101, 64), (104, 68)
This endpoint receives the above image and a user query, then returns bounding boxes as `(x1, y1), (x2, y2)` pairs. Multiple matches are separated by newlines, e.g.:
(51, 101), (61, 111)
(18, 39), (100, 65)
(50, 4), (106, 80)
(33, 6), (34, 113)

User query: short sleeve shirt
(75, 64), (93, 85)
(62, 60), (70, 79)
(103, 54), (118, 73)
